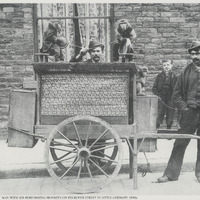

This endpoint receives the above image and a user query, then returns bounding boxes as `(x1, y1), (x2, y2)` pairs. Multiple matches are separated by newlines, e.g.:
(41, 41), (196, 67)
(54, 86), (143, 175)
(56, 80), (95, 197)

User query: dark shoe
(167, 125), (172, 129)
(157, 175), (172, 183)
(156, 124), (160, 129)
(197, 176), (200, 183)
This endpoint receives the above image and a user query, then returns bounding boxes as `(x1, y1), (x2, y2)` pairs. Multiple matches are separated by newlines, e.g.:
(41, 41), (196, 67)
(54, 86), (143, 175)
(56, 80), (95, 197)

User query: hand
(117, 35), (123, 43)
(183, 107), (189, 111)
(79, 47), (88, 56)
(56, 39), (61, 46)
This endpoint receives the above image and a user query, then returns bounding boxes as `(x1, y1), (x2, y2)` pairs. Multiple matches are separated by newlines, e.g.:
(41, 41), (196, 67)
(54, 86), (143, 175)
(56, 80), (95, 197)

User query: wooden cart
(11, 62), (194, 194)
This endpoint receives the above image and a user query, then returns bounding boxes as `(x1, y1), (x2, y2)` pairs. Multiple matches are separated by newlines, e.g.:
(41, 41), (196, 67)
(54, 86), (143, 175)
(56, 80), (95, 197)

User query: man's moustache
(193, 58), (200, 66)
(194, 58), (200, 63)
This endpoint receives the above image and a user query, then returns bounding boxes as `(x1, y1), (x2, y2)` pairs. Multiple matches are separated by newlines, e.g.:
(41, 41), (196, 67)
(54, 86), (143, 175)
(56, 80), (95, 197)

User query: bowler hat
(88, 40), (104, 52)
(188, 40), (200, 54)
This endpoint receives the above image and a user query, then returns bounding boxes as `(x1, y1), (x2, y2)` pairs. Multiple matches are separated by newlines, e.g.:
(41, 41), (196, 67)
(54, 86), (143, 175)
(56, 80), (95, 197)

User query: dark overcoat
(152, 71), (177, 96)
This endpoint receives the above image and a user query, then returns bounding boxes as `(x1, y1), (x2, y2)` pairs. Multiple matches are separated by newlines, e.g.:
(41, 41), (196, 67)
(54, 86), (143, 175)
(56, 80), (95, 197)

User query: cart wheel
(44, 115), (123, 194)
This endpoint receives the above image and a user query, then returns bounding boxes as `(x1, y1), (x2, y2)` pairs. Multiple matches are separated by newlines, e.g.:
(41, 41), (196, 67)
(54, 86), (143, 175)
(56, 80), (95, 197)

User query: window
(33, 3), (114, 62)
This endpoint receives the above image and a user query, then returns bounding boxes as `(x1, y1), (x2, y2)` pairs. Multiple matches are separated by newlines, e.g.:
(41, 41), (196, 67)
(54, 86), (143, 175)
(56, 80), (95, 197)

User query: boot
(156, 124), (160, 129)
(157, 175), (172, 183)
(167, 125), (172, 129)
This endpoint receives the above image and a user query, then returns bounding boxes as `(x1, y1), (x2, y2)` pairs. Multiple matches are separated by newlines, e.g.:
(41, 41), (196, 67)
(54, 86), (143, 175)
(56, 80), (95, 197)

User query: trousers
(164, 107), (200, 180)
(157, 94), (175, 128)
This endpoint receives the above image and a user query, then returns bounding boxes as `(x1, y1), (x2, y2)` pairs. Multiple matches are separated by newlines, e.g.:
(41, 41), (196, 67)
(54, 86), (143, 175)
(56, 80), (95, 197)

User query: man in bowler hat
(70, 40), (104, 63)
(157, 40), (200, 183)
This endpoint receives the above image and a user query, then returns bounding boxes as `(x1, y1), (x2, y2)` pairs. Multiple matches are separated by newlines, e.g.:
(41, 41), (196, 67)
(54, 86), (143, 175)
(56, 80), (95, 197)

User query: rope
(158, 97), (177, 111)
(141, 152), (152, 177)
(157, 96), (187, 111)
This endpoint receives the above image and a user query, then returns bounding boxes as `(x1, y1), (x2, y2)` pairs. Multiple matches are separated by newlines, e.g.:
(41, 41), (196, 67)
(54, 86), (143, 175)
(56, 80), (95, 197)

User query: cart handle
(7, 125), (46, 140)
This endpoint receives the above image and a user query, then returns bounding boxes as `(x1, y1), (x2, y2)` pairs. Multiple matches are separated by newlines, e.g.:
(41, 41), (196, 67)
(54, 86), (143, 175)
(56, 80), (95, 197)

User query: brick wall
(114, 3), (200, 93)
(0, 4), (34, 138)
(1, 3), (200, 138)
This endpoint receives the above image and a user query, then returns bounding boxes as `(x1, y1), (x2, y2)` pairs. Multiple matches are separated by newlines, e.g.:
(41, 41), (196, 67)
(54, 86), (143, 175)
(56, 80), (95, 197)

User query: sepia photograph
(0, 1), (200, 199)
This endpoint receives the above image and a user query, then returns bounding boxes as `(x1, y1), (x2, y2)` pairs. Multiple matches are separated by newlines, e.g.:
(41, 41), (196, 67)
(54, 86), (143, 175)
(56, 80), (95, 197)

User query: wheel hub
(78, 147), (91, 159)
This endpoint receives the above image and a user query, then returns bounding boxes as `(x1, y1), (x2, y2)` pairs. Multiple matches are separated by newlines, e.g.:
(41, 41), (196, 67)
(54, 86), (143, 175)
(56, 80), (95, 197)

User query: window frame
(33, 3), (115, 62)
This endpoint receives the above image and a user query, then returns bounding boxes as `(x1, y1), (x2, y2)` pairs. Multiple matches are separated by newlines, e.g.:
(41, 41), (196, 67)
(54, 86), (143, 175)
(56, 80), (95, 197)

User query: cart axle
(78, 147), (90, 159)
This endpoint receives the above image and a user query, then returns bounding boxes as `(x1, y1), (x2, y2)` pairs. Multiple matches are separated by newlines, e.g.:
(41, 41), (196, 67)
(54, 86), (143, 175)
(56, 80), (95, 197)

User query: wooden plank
(136, 96), (158, 133)
(41, 116), (128, 125)
(137, 139), (157, 152)
(103, 4), (107, 62)
(85, 4), (89, 49)
(33, 4), (39, 62)
(149, 96), (158, 132)
(109, 4), (115, 62)
(36, 73), (40, 125)
(35, 124), (135, 138)
(157, 129), (178, 134)
(8, 90), (37, 148)
(136, 133), (200, 140)
(33, 62), (137, 74)
(37, 16), (111, 20)
(64, 4), (70, 62)
(135, 96), (158, 152)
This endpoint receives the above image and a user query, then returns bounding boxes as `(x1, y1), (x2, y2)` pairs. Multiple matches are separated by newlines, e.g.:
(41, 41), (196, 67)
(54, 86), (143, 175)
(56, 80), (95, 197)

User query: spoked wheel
(44, 115), (123, 194)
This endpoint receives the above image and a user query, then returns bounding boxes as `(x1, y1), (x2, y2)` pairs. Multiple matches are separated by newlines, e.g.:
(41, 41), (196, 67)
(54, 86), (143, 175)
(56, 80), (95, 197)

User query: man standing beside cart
(157, 40), (200, 183)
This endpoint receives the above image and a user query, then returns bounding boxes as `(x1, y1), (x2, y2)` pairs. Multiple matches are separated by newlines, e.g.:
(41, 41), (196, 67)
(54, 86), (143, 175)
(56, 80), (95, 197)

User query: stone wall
(114, 3), (200, 92)
(0, 4), (34, 138)
(1, 3), (200, 137)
